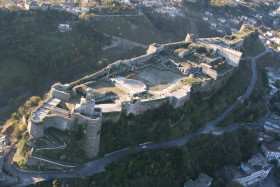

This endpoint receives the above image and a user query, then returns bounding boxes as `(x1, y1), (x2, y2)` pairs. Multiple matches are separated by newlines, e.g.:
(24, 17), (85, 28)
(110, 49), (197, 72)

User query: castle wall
(72, 113), (102, 158)
(200, 63), (218, 79)
(68, 68), (109, 90)
(192, 68), (236, 94)
(217, 49), (241, 67)
(28, 121), (44, 138)
(124, 98), (169, 115)
(50, 88), (71, 101)
(163, 41), (191, 49)
(28, 115), (73, 138)
(43, 115), (73, 131)
(102, 112), (121, 123)
(84, 119), (101, 158)
(170, 93), (191, 109)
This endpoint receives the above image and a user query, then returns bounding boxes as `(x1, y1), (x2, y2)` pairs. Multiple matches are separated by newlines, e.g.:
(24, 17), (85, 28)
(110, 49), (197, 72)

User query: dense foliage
(31, 128), (258, 187)
(0, 8), (107, 91)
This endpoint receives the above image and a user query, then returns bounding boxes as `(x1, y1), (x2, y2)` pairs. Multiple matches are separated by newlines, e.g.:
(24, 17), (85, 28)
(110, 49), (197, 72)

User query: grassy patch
(13, 137), (32, 169)
(182, 77), (204, 85)
(210, 0), (232, 7)
(215, 63), (233, 74)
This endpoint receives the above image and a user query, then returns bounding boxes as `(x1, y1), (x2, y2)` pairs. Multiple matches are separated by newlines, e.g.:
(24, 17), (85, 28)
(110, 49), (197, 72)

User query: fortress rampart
(27, 26), (256, 164)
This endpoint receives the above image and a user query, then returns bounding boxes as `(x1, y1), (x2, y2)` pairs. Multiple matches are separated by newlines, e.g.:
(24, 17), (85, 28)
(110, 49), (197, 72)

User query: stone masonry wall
(170, 93), (191, 109)
(28, 115), (73, 138)
(192, 68), (236, 94)
(72, 113), (102, 158)
(124, 98), (169, 115)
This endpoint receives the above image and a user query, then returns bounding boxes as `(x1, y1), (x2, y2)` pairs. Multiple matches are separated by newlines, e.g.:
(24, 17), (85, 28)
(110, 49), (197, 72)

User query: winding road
(3, 48), (270, 186)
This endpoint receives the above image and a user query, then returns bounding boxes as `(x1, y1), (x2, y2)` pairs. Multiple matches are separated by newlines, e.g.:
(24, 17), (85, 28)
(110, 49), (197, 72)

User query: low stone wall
(50, 89), (71, 101)
(68, 68), (109, 90)
(163, 41), (192, 49)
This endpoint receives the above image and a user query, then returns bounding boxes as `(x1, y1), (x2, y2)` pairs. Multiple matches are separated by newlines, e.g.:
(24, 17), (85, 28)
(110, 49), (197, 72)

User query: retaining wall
(124, 98), (169, 115)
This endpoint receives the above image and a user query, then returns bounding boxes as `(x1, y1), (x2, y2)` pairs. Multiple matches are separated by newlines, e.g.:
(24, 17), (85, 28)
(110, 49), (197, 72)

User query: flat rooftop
(95, 103), (122, 113)
(32, 98), (61, 121)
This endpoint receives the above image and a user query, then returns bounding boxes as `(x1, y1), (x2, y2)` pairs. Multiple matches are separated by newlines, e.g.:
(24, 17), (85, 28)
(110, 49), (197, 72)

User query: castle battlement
(27, 26), (254, 161)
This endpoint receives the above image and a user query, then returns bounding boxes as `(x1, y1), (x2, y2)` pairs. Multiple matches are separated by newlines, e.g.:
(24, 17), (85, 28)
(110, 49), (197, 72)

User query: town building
(263, 114), (280, 133)
(261, 143), (280, 161)
(58, 23), (71, 32)
(220, 153), (271, 186)
(25, 1), (40, 10)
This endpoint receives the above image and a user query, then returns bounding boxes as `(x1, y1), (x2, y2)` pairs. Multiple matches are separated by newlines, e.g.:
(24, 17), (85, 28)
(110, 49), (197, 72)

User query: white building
(210, 23), (217, 28)
(229, 154), (271, 186)
(218, 17), (226, 23)
(263, 114), (280, 133)
(184, 173), (213, 187)
(261, 143), (280, 161)
(241, 15), (248, 21)
(58, 24), (71, 32)
(203, 17), (208, 21)
(25, 1), (40, 10)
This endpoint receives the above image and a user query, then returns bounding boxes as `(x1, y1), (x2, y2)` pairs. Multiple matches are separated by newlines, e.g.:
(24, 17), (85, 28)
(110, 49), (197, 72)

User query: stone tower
(185, 33), (197, 42)
(83, 117), (102, 158)
(86, 88), (94, 100)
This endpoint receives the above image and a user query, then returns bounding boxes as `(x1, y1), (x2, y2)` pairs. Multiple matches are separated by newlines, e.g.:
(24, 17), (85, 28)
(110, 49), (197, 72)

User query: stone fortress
(28, 85), (102, 158)
(27, 24), (256, 165)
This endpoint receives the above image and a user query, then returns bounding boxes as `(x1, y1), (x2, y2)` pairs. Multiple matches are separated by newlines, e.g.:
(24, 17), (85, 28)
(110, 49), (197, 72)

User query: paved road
(3, 48), (270, 186)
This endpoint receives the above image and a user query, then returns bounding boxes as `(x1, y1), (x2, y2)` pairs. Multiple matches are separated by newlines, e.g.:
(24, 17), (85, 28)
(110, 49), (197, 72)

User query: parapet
(50, 83), (71, 101)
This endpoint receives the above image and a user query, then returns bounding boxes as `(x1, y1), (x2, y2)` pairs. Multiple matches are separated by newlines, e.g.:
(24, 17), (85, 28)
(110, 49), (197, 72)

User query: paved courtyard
(137, 65), (183, 85)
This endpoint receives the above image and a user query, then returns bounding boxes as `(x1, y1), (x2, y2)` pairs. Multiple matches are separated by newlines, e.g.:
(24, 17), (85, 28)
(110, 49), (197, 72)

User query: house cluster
(258, 113), (280, 164)
(183, 113), (280, 187)
(265, 70), (280, 99)
(203, 11), (241, 34)
(219, 153), (271, 187)
(259, 30), (280, 52)
(215, 112), (280, 186)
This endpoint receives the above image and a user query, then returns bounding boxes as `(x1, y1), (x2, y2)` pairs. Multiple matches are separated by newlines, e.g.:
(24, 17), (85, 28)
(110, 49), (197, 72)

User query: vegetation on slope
(0, 8), (108, 90)
(242, 35), (266, 57)
(30, 128), (258, 187)
(3, 96), (42, 168)
(0, 7), (111, 121)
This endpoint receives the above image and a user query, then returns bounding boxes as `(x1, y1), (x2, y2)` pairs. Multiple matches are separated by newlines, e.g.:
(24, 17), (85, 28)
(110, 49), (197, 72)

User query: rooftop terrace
(32, 98), (61, 122)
